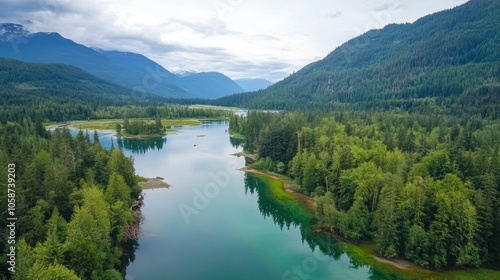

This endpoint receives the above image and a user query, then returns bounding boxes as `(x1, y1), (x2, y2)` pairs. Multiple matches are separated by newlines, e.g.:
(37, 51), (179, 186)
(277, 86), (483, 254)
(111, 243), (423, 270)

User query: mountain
(173, 70), (197, 77)
(0, 24), (243, 99)
(178, 72), (244, 99)
(93, 49), (192, 98)
(0, 58), (166, 121)
(234, 78), (272, 92)
(216, 0), (500, 118)
(0, 28), (190, 98)
(0, 23), (29, 41)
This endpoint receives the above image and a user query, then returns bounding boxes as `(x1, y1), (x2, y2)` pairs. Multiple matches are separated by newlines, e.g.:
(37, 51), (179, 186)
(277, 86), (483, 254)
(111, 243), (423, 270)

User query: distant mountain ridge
(234, 78), (272, 92)
(177, 72), (244, 99)
(0, 23), (245, 99)
(0, 58), (167, 121)
(216, 0), (500, 118)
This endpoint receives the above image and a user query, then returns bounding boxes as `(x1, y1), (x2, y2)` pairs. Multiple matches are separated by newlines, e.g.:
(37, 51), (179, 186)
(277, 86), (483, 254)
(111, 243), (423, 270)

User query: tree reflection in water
(117, 137), (167, 154)
(244, 173), (405, 280)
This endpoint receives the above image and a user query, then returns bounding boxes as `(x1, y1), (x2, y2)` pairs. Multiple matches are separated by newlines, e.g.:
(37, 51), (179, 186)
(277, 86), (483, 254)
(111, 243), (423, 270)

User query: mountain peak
(0, 23), (29, 42)
(173, 70), (197, 77)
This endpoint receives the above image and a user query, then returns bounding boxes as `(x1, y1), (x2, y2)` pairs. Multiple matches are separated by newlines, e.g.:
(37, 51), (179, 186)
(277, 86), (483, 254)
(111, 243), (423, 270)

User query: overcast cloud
(0, 0), (468, 81)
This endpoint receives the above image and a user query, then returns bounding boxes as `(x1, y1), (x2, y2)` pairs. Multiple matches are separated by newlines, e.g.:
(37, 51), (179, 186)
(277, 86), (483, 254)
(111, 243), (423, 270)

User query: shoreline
(138, 178), (171, 190)
(239, 166), (316, 212)
(45, 118), (208, 137)
(116, 133), (167, 139)
(234, 153), (440, 276)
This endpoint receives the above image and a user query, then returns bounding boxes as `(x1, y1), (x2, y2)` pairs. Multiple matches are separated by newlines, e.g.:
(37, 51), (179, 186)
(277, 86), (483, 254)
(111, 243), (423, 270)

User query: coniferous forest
(0, 121), (140, 279)
(230, 109), (500, 269)
(0, 60), (231, 279)
(1, 0), (499, 278)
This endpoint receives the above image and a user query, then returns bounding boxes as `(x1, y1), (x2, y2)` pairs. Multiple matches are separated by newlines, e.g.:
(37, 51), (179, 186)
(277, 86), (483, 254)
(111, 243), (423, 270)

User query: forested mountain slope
(0, 58), (166, 122)
(0, 25), (246, 99)
(217, 0), (500, 118)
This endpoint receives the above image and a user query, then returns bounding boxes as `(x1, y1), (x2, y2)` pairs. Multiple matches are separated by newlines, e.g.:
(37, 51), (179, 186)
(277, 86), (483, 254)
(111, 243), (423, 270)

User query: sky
(0, 0), (468, 82)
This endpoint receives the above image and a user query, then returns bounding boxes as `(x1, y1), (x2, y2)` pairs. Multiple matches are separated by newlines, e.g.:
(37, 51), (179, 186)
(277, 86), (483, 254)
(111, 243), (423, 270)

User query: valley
(0, 0), (499, 279)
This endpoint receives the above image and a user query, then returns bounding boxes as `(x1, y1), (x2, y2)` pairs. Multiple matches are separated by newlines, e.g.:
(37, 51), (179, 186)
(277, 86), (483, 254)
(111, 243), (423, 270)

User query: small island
(116, 117), (166, 139)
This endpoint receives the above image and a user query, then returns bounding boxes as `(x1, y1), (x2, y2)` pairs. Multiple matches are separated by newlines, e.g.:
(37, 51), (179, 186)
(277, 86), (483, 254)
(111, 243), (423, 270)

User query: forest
(230, 110), (500, 269)
(0, 58), (229, 124)
(117, 118), (165, 137)
(0, 118), (145, 279)
(0, 0), (498, 276)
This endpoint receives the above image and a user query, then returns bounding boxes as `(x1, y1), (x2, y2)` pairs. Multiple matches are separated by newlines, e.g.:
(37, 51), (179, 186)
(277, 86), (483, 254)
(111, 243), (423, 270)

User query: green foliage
(120, 117), (165, 136)
(65, 187), (111, 278)
(28, 262), (80, 280)
(0, 121), (142, 279)
(315, 192), (337, 231)
(234, 108), (500, 268)
(252, 157), (275, 172)
(374, 175), (402, 258)
(106, 173), (131, 206)
(0, 58), (166, 123)
(405, 225), (431, 267)
(12, 239), (34, 280)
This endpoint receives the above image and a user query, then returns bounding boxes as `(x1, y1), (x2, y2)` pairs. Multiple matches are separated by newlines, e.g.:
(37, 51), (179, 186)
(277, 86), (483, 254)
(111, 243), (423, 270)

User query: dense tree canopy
(233, 109), (500, 269)
(0, 120), (141, 279)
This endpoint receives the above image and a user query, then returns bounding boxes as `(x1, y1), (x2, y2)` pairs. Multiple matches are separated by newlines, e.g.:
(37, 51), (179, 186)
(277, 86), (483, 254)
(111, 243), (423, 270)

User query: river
(87, 121), (409, 280)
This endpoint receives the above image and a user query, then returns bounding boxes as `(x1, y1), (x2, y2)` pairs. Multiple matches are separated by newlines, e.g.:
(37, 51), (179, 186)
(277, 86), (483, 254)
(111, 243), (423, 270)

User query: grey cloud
(250, 34), (280, 41)
(167, 18), (231, 37)
(327, 11), (342, 19)
(0, 0), (312, 81)
(373, 0), (404, 12)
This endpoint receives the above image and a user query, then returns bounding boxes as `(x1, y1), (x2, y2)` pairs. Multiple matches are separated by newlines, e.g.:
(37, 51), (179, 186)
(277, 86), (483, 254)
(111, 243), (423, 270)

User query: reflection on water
(120, 239), (139, 275)
(116, 137), (167, 154)
(229, 136), (244, 149)
(244, 174), (406, 280)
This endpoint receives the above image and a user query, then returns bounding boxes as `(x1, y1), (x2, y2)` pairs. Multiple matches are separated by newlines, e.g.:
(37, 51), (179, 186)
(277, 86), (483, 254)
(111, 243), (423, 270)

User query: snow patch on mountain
(0, 23), (29, 42)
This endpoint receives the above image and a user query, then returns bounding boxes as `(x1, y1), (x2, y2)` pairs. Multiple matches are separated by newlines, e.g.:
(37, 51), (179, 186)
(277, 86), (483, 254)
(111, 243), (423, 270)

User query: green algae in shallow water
(245, 173), (411, 279)
(246, 173), (500, 280)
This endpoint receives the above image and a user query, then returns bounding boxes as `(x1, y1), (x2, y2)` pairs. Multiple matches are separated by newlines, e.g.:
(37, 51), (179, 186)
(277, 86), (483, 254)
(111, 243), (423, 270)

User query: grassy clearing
(56, 118), (202, 131)
(161, 119), (200, 127)
(70, 119), (122, 130)
(189, 104), (243, 111)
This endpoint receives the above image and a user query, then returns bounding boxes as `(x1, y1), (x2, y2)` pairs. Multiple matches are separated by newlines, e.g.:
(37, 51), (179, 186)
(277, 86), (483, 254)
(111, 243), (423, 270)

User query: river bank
(138, 177), (171, 190)
(235, 155), (500, 279)
(239, 166), (316, 212)
(46, 118), (203, 131)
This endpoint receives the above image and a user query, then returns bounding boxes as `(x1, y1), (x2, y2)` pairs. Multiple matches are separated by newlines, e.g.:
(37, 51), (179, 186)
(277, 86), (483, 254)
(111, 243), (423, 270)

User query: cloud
(167, 18), (232, 37)
(327, 11), (343, 19)
(0, 0), (470, 82)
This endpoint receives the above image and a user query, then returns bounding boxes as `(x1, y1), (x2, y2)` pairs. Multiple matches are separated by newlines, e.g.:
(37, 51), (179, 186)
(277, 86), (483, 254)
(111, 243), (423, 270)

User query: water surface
(88, 121), (403, 280)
